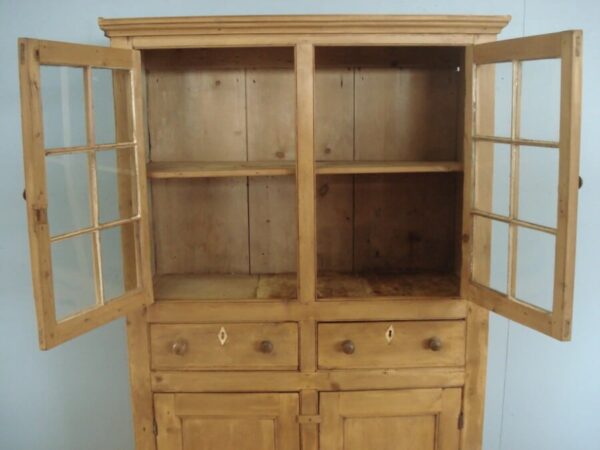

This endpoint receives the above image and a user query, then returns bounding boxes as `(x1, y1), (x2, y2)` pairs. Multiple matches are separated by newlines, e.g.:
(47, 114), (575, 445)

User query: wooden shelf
(154, 272), (459, 301)
(148, 160), (462, 179)
(316, 160), (462, 175)
(154, 273), (297, 301)
(147, 161), (296, 179)
(317, 272), (460, 299)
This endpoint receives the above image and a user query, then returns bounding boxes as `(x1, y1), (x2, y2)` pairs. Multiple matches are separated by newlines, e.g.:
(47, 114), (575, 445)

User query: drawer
(151, 323), (298, 371)
(317, 321), (465, 369)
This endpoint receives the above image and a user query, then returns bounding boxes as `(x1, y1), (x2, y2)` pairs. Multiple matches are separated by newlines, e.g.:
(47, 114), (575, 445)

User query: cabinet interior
(144, 46), (465, 301)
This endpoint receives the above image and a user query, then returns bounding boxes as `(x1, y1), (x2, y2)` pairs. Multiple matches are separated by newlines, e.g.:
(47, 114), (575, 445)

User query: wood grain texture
(99, 15), (511, 37)
(150, 322), (298, 370)
(152, 369), (466, 393)
(353, 173), (459, 273)
(318, 321), (466, 369)
(151, 178), (249, 274)
(247, 68), (296, 161)
(155, 393), (300, 450)
(295, 43), (317, 304)
(354, 67), (460, 161)
(249, 176), (297, 274)
(320, 389), (461, 450)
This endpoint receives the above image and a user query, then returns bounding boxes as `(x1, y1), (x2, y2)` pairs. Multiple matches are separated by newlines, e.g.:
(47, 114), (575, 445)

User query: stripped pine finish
(17, 14), (582, 450)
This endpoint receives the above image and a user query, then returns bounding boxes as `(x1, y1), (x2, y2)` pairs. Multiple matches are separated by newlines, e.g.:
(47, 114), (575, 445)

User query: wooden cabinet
(18, 14), (582, 450)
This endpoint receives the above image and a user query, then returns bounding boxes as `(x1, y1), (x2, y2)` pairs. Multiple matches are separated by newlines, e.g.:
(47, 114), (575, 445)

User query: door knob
(428, 337), (443, 352)
(341, 340), (355, 354)
(171, 339), (188, 356)
(259, 340), (274, 354)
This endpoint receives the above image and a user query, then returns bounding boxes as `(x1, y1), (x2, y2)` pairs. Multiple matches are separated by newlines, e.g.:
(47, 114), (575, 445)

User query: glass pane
(100, 225), (137, 302)
(515, 227), (556, 311)
(46, 153), (91, 236)
(520, 59), (561, 141)
(40, 66), (86, 148)
(518, 146), (559, 228)
(92, 68), (117, 145)
(472, 216), (509, 294)
(97, 148), (138, 224)
(474, 142), (510, 217)
(477, 63), (512, 138)
(52, 234), (96, 320)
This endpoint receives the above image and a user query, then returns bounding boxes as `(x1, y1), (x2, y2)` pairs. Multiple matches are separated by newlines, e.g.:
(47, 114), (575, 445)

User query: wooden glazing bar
(45, 141), (135, 156)
(50, 215), (141, 243)
(470, 209), (556, 235)
(473, 135), (558, 148)
(507, 60), (522, 299)
(84, 66), (105, 306)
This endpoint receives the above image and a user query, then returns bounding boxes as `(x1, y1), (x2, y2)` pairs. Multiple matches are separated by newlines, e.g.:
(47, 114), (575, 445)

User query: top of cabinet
(98, 14), (511, 38)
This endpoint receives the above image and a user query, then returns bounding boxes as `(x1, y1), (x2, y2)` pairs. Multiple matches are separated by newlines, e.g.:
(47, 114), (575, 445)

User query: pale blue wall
(0, 1), (598, 449)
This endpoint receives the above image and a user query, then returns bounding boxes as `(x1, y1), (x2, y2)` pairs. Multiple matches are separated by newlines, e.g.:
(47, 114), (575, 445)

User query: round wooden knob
(428, 337), (443, 352)
(260, 340), (274, 354)
(171, 339), (188, 356)
(341, 340), (355, 355)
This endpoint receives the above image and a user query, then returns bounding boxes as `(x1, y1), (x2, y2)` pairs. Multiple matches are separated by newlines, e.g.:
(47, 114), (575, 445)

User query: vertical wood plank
(111, 37), (157, 450)
(299, 319), (316, 372)
(461, 35), (495, 450)
(18, 38), (57, 349)
(314, 67), (354, 161)
(126, 309), (157, 450)
(552, 31), (582, 340)
(131, 50), (154, 299)
(155, 394), (182, 450)
(246, 68), (296, 161)
(355, 67), (460, 161)
(249, 176), (298, 274)
(295, 43), (316, 304)
(320, 392), (343, 450)
(300, 390), (319, 450)
(439, 388), (462, 450)
(279, 394), (302, 450)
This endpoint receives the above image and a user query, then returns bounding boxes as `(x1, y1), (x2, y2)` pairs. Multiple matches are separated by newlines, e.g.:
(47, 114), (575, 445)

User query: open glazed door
(19, 39), (153, 349)
(463, 31), (582, 340)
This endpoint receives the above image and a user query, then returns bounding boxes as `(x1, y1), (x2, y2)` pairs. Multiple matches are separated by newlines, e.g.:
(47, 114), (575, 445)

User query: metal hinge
(152, 419), (158, 436)
(297, 415), (321, 424)
(458, 411), (465, 430)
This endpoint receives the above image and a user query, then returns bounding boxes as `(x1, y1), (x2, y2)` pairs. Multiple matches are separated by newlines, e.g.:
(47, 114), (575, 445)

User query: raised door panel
(155, 393), (300, 450)
(321, 389), (461, 450)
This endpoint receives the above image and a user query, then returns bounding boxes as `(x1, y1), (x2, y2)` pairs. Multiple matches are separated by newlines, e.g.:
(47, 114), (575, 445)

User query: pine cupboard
(18, 15), (582, 450)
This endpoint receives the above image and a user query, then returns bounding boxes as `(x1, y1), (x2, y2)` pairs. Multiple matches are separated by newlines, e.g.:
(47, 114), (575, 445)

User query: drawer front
(318, 321), (465, 369)
(151, 323), (298, 371)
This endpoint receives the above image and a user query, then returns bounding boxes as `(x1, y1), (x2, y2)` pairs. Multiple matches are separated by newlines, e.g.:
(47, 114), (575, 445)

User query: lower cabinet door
(155, 393), (300, 450)
(320, 388), (462, 450)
